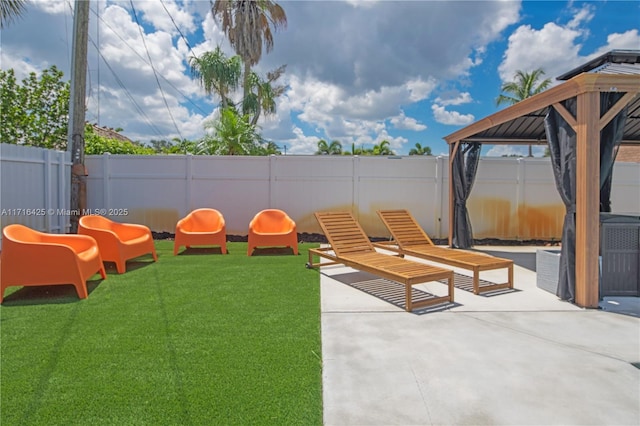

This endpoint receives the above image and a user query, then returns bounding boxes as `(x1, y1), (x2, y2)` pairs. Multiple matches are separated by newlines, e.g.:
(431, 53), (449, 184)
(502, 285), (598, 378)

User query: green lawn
(1, 241), (322, 425)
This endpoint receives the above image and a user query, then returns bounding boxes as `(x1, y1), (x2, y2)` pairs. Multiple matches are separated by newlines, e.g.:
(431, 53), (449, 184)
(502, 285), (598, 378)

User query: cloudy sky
(2, 0), (638, 156)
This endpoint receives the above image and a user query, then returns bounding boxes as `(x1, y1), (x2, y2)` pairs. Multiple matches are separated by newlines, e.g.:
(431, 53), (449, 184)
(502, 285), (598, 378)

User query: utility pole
(67, 0), (90, 233)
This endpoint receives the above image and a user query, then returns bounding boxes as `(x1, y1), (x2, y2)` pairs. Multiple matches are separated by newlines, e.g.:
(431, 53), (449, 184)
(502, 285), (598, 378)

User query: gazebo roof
(444, 50), (640, 146)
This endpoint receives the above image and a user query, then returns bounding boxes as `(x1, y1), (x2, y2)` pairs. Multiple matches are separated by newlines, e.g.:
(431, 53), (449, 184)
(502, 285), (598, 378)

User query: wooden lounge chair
(306, 211), (454, 312)
(374, 209), (513, 295)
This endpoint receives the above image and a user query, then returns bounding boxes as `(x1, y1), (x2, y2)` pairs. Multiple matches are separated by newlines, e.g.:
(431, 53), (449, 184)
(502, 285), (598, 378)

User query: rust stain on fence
(127, 209), (179, 233)
(469, 197), (564, 240)
(516, 204), (565, 240)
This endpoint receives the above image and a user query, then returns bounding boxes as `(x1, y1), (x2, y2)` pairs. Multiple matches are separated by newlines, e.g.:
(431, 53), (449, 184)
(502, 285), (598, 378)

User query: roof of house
(89, 123), (133, 143)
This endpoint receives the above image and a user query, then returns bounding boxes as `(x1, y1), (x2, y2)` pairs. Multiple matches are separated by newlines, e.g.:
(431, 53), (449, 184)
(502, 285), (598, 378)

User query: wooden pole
(574, 91), (600, 308)
(67, 0), (90, 233)
(448, 141), (460, 247)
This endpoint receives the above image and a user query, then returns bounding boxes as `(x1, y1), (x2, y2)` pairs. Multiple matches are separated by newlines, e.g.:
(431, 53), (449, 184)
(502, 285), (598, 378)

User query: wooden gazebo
(444, 50), (640, 308)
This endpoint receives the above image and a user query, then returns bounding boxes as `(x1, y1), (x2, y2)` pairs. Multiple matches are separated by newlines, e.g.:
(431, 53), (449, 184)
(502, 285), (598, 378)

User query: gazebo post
(575, 91), (601, 308)
(448, 141), (460, 247)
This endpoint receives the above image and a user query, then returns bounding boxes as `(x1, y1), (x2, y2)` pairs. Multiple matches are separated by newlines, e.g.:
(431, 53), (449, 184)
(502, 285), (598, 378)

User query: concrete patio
(319, 246), (640, 425)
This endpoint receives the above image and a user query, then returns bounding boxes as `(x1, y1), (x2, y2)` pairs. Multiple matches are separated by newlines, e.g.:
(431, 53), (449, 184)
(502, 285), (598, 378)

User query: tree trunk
(243, 60), (251, 116)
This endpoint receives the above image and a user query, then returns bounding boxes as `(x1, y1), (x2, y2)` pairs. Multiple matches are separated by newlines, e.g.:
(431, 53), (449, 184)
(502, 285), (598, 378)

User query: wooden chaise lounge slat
(374, 209), (513, 295)
(307, 211), (454, 312)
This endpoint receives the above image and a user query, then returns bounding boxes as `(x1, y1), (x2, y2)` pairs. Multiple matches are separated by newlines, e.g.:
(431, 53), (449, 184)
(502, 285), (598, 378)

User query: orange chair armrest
(111, 222), (150, 239)
(39, 233), (97, 254)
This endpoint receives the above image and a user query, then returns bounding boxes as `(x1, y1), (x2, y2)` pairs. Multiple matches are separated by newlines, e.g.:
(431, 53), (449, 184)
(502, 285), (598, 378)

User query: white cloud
(601, 30), (640, 53)
(435, 92), (473, 107)
(131, 1), (196, 35)
(33, 1), (68, 14)
(406, 78), (438, 102)
(390, 112), (427, 132)
(497, 3), (640, 85)
(567, 4), (595, 30)
(498, 21), (584, 83)
(278, 127), (321, 155)
(2, 0), (635, 157)
(431, 104), (475, 126)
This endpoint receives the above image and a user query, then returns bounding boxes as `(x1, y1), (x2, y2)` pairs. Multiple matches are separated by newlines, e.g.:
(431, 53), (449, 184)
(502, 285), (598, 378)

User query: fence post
(59, 151), (70, 233)
(352, 156), (360, 218)
(186, 154), (193, 214)
(43, 149), (53, 232)
(516, 157), (525, 240)
(269, 155), (277, 207)
(103, 153), (111, 212)
(435, 155), (445, 239)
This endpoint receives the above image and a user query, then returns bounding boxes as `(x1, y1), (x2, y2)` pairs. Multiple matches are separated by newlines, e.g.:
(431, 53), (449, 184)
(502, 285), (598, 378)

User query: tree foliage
(496, 68), (552, 157)
(198, 107), (262, 155)
(1, 66), (70, 149)
(315, 139), (343, 155)
(189, 47), (241, 109)
(198, 107), (281, 156)
(0, 0), (27, 28)
(84, 125), (155, 155)
(409, 142), (432, 155)
(496, 68), (552, 107)
(212, 0), (287, 115)
(149, 138), (199, 154)
(372, 140), (395, 156)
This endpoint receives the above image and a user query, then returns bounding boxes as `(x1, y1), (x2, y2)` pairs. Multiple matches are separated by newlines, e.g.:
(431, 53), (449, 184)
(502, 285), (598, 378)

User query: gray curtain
(545, 98), (577, 301)
(452, 142), (481, 248)
(545, 93), (628, 301)
(599, 92), (627, 212)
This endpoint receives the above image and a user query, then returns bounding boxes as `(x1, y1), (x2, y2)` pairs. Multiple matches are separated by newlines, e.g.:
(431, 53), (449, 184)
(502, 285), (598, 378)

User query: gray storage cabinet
(536, 249), (561, 295)
(599, 214), (640, 297)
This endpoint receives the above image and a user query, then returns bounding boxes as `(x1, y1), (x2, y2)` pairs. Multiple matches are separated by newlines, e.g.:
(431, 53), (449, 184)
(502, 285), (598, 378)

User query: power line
(129, 0), (183, 140)
(88, 36), (166, 138)
(88, 5), (208, 116)
(159, 0), (197, 58)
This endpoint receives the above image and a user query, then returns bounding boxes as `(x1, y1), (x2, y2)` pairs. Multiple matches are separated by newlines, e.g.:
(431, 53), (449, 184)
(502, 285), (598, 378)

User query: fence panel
(83, 154), (640, 240)
(0, 144), (71, 246)
(3, 148), (635, 244)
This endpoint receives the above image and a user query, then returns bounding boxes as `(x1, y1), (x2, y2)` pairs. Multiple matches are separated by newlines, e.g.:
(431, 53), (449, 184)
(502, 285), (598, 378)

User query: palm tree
(343, 143), (366, 155)
(260, 140), (281, 155)
(372, 140), (394, 156)
(199, 107), (260, 155)
(189, 47), (242, 109)
(1, 0), (27, 28)
(315, 139), (342, 155)
(212, 0), (287, 115)
(408, 142), (432, 156)
(244, 65), (286, 126)
(496, 68), (552, 157)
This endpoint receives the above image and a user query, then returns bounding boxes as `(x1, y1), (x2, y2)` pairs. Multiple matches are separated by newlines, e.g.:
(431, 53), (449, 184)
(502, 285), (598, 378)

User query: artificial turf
(0, 241), (322, 425)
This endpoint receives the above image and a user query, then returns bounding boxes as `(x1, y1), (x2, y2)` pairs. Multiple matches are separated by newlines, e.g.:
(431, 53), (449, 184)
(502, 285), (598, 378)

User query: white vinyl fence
(0, 144), (71, 245)
(2, 147), (638, 243)
(82, 153), (640, 240)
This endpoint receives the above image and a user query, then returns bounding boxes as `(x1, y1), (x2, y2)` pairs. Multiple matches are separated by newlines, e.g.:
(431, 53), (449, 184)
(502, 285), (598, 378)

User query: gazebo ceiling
(444, 50), (640, 146)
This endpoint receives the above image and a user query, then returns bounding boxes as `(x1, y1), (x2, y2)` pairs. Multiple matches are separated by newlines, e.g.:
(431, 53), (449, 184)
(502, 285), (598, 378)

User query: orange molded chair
(247, 209), (298, 256)
(0, 224), (106, 303)
(78, 215), (157, 273)
(174, 208), (227, 255)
